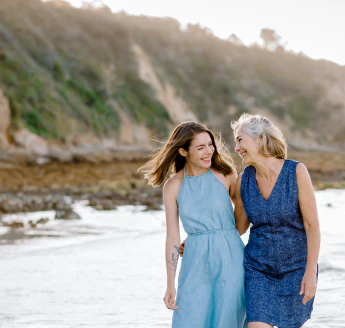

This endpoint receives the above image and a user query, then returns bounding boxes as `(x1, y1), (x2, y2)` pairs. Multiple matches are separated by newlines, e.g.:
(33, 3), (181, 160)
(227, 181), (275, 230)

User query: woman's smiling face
(234, 128), (260, 165)
(184, 132), (215, 169)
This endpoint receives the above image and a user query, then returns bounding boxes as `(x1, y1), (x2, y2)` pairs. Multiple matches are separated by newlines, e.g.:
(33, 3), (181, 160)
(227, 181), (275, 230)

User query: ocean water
(0, 189), (344, 328)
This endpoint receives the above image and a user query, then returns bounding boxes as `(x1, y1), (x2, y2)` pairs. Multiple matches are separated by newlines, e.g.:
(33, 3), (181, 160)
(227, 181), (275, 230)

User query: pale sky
(61, 0), (345, 66)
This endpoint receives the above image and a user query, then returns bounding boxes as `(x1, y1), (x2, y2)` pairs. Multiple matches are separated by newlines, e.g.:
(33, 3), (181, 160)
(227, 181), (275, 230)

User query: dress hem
(247, 313), (311, 328)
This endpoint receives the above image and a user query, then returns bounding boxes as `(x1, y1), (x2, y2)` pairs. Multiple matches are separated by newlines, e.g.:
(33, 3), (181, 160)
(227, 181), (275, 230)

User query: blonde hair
(231, 114), (287, 159)
(138, 121), (236, 187)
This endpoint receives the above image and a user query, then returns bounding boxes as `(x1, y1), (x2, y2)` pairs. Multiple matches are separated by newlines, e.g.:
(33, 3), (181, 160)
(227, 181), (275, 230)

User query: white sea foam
(0, 190), (344, 327)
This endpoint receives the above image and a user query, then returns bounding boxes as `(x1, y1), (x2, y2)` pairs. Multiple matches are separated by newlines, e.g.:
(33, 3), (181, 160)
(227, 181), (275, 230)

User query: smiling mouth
(239, 151), (247, 159)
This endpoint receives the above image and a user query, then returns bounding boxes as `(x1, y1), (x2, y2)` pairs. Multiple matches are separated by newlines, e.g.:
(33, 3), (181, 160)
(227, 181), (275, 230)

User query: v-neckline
(254, 160), (287, 202)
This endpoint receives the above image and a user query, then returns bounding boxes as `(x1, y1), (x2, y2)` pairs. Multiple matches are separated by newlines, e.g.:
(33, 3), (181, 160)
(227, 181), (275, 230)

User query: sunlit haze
(59, 0), (345, 66)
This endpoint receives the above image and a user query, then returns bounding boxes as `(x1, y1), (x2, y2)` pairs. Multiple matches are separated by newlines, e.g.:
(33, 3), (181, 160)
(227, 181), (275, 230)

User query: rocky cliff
(0, 0), (344, 164)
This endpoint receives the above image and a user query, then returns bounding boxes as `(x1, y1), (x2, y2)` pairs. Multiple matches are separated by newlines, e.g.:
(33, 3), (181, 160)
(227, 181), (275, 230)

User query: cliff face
(0, 0), (344, 160)
(0, 89), (11, 147)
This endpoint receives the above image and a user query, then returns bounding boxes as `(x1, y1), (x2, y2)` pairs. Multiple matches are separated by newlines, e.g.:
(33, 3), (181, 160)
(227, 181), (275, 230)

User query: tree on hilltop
(228, 33), (243, 46)
(81, 0), (111, 13)
(260, 28), (282, 51)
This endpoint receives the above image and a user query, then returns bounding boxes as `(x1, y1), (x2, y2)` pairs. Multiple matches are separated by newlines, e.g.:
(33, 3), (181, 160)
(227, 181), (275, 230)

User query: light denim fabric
(172, 168), (247, 328)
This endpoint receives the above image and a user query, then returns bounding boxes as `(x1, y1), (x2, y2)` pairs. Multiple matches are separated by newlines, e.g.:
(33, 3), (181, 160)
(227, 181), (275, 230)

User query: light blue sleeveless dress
(172, 167), (247, 328)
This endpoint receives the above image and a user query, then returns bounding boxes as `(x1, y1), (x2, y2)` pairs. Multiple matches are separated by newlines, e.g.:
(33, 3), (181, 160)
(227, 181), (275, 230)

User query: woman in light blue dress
(139, 121), (247, 328)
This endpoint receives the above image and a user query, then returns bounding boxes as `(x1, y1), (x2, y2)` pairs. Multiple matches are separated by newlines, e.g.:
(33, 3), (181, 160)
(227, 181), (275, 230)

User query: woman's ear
(178, 148), (187, 157)
(255, 137), (261, 149)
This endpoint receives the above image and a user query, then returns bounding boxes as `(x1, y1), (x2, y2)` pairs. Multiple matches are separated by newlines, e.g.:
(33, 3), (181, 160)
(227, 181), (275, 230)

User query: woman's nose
(234, 143), (240, 152)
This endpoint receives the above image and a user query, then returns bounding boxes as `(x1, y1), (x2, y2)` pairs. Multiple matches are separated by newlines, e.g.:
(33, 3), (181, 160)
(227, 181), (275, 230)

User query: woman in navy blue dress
(232, 114), (320, 328)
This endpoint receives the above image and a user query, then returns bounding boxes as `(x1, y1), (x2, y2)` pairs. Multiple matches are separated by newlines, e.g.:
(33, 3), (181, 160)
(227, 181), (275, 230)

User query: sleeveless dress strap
(183, 166), (210, 178)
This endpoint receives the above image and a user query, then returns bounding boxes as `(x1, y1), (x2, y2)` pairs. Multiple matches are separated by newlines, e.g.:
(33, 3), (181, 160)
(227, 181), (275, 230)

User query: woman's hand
(179, 240), (185, 256)
(163, 286), (178, 310)
(299, 269), (317, 304)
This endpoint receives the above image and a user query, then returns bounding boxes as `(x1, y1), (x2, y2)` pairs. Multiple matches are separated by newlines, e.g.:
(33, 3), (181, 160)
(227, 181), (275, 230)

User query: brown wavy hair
(138, 121), (236, 187)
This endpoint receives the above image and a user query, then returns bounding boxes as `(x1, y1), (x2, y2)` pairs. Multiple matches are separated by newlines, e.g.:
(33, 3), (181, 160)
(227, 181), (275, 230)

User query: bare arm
(296, 163), (320, 304)
(162, 178), (181, 310)
(228, 171), (238, 205)
(234, 173), (250, 235)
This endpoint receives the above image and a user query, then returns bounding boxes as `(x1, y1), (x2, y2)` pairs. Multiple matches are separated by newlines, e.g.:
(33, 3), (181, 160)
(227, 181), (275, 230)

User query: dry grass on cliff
(0, 0), (345, 145)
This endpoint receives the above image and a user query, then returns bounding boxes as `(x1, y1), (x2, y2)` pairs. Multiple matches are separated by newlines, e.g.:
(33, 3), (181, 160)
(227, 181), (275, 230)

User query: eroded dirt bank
(0, 150), (344, 217)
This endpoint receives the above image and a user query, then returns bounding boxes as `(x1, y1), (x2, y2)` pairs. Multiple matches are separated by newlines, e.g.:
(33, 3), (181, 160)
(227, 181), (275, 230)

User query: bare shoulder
(163, 171), (184, 198)
(210, 167), (237, 178)
(296, 162), (308, 173)
(210, 168), (237, 190)
(235, 171), (244, 191)
(296, 163), (311, 179)
(296, 162), (313, 189)
(237, 171), (243, 180)
(235, 171), (244, 185)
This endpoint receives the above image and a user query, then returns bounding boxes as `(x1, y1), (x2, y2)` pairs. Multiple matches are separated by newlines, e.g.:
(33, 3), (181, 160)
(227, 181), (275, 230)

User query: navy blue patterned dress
(241, 159), (316, 328)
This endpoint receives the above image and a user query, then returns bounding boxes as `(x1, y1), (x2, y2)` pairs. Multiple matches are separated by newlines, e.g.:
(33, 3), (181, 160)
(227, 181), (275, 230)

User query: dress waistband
(188, 228), (236, 236)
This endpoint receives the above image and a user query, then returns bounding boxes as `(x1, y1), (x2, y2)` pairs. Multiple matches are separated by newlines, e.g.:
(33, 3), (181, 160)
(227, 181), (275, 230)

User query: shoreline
(0, 150), (344, 217)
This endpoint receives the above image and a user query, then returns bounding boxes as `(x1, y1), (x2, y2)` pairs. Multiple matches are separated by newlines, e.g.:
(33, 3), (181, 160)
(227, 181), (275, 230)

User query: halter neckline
(183, 166), (210, 178)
